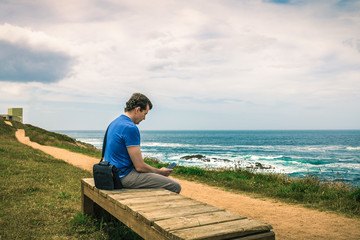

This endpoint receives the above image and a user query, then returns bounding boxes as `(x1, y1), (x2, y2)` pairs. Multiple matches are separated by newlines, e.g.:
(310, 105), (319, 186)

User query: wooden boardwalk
(81, 178), (274, 240)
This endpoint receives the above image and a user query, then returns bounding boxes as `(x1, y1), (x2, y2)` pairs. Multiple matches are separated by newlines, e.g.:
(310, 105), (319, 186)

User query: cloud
(0, 24), (75, 83)
(0, 40), (74, 83)
(343, 38), (360, 52)
(0, 0), (359, 130)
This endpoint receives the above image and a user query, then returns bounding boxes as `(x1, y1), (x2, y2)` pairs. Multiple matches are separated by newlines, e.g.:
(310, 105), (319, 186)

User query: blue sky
(0, 0), (359, 130)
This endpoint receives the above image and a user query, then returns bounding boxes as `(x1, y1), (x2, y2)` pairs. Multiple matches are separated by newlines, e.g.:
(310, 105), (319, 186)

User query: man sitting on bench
(104, 93), (181, 193)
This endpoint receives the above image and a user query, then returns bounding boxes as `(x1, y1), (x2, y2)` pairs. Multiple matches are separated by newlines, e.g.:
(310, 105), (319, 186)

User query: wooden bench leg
(81, 182), (104, 218)
(81, 182), (95, 216)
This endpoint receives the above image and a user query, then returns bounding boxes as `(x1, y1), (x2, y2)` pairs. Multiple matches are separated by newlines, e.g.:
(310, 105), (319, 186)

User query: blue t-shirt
(104, 115), (139, 178)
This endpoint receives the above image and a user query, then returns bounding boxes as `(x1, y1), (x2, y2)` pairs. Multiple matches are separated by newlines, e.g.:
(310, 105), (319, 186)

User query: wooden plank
(98, 188), (172, 206)
(107, 194), (178, 209)
(102, 188), (166, 196)
(82, 182), (170, 240)
(232, 231), (275, 240)
(113, 194), (186, 215)
(118, 194), (184, 206)
(129, 198), (204, 212)
(126, 198), (206, 221)
(169, 218), (273, 240)
(153, 211), (246, 234)
(137, 204), (223, 225)
(82, 178), (95, 189)
(108, 189), (176, 201)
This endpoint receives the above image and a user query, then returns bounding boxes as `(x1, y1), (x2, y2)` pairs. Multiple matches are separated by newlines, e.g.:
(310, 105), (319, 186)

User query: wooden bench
(81, 178), (275, 240)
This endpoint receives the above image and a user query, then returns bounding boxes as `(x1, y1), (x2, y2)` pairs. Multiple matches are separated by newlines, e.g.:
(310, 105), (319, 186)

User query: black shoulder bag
(93, 126), (132, 190)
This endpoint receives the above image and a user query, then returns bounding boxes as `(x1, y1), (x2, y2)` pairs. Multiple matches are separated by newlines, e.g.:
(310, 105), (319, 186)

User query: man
(104, 93), (181, 193)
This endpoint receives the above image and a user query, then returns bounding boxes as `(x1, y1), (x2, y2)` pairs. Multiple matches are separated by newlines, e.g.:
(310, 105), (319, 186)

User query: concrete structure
(0, 108), (23, 123)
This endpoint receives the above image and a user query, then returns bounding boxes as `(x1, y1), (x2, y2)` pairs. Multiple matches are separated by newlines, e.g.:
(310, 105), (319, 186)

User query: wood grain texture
(81, 178), (274, 240)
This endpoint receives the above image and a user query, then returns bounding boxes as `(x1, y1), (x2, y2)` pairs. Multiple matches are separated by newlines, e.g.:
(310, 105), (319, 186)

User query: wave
(142, 142), (359, 152)
(347, 146), (360, 150)
(142, 142), (193, 148)
(323, 162), (360, 170)
(142, 142), (234, 149)
(246, 155), (284, 161)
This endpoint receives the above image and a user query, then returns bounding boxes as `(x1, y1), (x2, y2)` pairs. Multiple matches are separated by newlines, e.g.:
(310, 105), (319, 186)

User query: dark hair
(125, 93), (153, 112)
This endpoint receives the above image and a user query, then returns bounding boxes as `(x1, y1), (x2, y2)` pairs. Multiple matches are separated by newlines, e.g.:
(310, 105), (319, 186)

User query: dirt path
(15, 129), (98, 172)
(4, 121), (13, 126)
(15, 129), (360, 240)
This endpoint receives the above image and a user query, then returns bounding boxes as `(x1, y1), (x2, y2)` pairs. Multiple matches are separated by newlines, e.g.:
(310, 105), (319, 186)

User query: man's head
(125, 93), (153, 112)
(125, 93), (152, 124)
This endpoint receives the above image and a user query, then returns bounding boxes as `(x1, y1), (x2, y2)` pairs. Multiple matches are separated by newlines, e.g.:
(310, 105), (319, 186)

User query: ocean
(57, 130), (360, 186)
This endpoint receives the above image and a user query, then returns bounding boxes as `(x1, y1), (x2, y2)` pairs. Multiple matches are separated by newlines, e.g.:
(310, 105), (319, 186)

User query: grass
(0, 119), (141, 239)
(4, 120), (360, 220)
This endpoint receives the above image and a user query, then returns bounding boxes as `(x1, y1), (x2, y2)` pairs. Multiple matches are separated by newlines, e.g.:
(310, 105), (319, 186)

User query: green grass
(0, 119), (141, 239)
(6, 120), (360, 219)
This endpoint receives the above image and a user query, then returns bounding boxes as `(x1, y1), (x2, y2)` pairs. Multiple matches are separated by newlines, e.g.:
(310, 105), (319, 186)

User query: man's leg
(121, 169), (181, 193)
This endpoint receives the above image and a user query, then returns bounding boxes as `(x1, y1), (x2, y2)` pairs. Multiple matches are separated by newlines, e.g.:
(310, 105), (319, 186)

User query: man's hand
(128, 146), (173, 176)
(158, 167), (173, 177)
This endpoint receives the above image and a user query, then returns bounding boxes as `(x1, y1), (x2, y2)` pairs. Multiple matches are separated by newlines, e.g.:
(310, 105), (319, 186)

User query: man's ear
(135, 106), (141, 113)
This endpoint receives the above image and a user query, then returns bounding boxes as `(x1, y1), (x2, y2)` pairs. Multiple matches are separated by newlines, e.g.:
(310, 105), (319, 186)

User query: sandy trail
(15, 129), (98, 172)
(16, 129), (360, 240)
(4, 121), (13, 126)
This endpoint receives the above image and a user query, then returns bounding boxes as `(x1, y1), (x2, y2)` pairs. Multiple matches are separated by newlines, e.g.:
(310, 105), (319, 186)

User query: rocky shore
(180, 154), (273, 170)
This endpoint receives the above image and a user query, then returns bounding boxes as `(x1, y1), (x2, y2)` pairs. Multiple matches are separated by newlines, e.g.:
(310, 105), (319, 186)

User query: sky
(0, 0), (359, 131)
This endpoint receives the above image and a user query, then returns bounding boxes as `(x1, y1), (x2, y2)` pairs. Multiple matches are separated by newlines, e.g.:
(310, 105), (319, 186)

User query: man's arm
(127, 146), (173, 176)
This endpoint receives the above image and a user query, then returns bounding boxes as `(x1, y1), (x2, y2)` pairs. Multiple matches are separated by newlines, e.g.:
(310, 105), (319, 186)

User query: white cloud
(0, 0), (359, 129)
(0, 24), (75, 83)
(0, 23), (74, 53)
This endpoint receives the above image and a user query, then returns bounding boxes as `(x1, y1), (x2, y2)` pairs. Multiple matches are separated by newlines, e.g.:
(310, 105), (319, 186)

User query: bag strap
(101, 124), (134, 173)
(114, 163), (133, 173)
(100, 125), (110, 162)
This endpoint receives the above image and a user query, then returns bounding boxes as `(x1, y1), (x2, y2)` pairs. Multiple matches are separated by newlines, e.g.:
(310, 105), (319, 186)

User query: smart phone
(168, 163), (176, 169)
